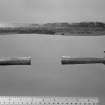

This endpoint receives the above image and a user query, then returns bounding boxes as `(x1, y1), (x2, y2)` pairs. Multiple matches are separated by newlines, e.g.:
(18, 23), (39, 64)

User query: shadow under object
(61, 56), (105, 65)
(0, 57), (31, 65)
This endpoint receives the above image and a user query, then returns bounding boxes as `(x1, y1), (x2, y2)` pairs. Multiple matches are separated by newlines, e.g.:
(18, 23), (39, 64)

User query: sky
(0, 0), (105, 23)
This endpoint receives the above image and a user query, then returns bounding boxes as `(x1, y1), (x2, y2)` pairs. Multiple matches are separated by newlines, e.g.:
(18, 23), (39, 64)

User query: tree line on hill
(0, 22), (105, 35)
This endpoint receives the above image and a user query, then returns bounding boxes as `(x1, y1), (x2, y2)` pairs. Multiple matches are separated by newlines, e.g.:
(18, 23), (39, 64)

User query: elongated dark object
(61, 56), (105, 65)
(0, 57), (31, 65)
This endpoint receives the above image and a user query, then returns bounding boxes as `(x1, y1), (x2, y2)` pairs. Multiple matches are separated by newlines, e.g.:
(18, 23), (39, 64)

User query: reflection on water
(0, 34), (104, 102)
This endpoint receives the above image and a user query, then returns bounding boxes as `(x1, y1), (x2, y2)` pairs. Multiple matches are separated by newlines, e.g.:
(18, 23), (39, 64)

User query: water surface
(0, 34), (104, 104)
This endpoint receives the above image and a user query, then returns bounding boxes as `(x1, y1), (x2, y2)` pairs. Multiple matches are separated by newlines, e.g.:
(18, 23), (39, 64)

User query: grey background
(0, 0), (104, 104)
(0, 35), (104, 105)
(0, 0), (105, 23)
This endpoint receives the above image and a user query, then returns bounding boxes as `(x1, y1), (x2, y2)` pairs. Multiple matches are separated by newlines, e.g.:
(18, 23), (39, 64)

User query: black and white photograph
(0, 0), (104, 105)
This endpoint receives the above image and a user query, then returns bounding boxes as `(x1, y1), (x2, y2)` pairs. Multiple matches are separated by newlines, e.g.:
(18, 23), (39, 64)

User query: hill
(0, 22), (105, 35)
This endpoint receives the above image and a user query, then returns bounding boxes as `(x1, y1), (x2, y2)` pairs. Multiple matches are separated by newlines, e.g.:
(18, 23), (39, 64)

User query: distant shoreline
(0, 22), (105, 36)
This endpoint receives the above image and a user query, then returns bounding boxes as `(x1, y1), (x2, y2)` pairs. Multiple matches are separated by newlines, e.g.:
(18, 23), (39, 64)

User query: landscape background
(0, 22), (105, 35)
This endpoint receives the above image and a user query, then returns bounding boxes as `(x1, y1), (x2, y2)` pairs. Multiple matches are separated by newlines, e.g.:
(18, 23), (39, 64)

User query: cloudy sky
(0, 0), (105, 23)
